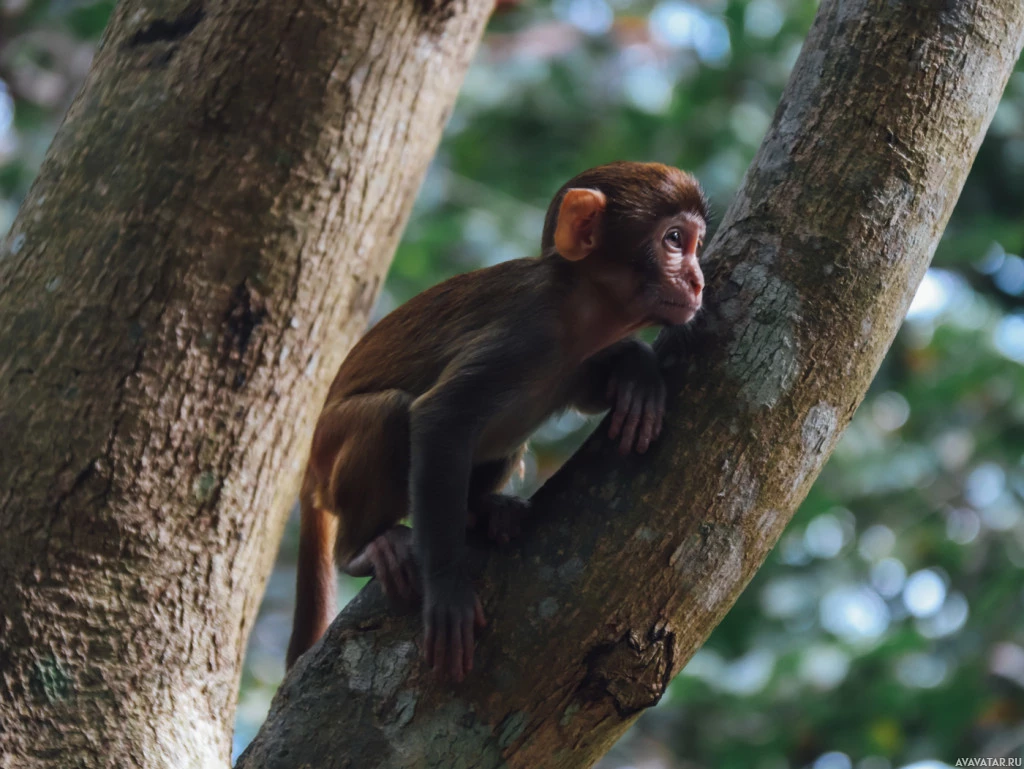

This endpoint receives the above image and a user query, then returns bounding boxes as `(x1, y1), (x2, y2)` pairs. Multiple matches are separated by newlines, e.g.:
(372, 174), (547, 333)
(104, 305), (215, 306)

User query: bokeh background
(4, 1), (1023, 767)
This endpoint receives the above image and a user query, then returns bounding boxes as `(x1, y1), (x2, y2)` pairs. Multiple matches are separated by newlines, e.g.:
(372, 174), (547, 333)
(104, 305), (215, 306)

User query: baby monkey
(287, 161), (707, 681)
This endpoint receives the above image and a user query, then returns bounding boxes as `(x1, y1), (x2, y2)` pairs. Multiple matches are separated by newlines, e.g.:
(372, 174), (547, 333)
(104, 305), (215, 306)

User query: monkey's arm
(410, 340), (540, 680)
(409, 392), (482, 683)
(570, 337), (667, 454)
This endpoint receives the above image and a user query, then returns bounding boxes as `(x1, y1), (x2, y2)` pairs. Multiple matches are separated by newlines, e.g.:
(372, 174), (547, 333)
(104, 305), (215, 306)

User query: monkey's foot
(471, 494), (531, 545)
(347, 525), (420, 605)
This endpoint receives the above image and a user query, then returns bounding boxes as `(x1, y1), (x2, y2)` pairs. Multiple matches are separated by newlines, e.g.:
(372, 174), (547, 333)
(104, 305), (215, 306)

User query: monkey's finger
(395, 539), (420, 600)
(654, 397), (666, 439)
(606, 376), (618, 402)
(609, 381), (635, 439)
(636, 404), (658, 454)
(366, 543), (394, 598)
(619, 399), (644, 455)
(377, 540), (407, 600)
(474, 595), (487, 628)
(395, 536), (419, 593)
(461, 610), (475, 675)
(432, 615), (449, 677)
(655, 382), (667, 438)
(382, 538), (409, 598)
(424, 618), (436, 666)
(450, 612), (465, 682)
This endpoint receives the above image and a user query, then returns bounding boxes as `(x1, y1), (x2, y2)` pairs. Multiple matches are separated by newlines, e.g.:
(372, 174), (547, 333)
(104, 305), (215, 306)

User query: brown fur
(287, 162), (707, 677)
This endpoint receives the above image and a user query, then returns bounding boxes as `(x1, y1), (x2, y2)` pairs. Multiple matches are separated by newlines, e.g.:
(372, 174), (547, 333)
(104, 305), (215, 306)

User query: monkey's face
(545, 161), (708, 327)
(644, 210), (705, 325)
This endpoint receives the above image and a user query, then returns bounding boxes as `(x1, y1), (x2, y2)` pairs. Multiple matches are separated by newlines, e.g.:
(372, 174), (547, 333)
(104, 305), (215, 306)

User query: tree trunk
(235, 2), (1024, 769)
(0, 1), (491, 767)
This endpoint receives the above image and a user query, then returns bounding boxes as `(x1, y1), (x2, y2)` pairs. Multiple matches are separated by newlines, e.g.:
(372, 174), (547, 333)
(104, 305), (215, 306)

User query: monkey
(286, 161), (708, 681)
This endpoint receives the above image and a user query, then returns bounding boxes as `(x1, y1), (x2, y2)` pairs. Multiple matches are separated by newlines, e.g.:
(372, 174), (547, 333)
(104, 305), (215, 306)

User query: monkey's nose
(689, 271), (704, 297)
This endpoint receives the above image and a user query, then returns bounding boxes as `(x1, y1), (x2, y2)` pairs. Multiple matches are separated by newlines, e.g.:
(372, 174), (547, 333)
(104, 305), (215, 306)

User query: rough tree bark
(235, 2), (1024, 769)
(0, 1), (492, 768)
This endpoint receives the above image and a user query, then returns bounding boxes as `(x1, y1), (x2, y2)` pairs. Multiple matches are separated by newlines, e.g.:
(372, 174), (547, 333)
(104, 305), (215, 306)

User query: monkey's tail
(286, 481), (338, 669)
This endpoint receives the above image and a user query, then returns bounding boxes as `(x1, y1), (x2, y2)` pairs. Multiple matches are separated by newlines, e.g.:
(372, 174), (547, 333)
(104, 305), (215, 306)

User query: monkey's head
(542, 161), (708, 326)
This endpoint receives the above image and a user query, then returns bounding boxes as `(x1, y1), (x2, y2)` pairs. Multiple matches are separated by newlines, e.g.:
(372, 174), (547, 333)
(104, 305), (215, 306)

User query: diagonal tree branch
(237, 2), (1024, 768)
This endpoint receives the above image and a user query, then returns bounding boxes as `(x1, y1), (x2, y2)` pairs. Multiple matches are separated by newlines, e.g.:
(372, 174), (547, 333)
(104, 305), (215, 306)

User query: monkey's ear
(554, 188), (606, 261)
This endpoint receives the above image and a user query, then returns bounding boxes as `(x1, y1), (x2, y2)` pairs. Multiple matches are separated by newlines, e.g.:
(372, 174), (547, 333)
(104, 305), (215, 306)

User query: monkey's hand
(471, 493), (531, 546)
(606, 345), (666, 455)
(423, 571), (486, 682)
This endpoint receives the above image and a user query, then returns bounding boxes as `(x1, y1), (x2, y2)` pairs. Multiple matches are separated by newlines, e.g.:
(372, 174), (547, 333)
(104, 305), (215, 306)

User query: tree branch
(237, 1), (1024, 768)
(0, 1), (492, 766)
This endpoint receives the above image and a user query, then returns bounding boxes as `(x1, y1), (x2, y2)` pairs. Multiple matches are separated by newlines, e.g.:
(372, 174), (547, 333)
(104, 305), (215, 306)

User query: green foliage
(63, 2), (116, 39)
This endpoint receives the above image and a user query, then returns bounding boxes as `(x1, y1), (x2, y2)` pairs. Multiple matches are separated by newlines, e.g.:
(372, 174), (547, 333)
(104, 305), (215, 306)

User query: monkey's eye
(664, 229), (683, 249)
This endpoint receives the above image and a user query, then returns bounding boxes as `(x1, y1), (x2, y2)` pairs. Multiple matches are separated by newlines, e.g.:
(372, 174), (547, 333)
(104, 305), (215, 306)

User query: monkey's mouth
(660, 298), (700, 312)
(658, 298), (700, 323)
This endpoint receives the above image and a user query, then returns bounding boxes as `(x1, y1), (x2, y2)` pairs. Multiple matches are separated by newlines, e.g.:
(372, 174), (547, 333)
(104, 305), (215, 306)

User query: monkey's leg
(468, 449), (531, 545)
(344, 525), (419, 605)
(321, 390), (419, 606)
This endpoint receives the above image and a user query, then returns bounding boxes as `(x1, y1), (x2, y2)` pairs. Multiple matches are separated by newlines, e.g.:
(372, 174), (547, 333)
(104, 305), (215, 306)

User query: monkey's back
(328, 257), (566, 400)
